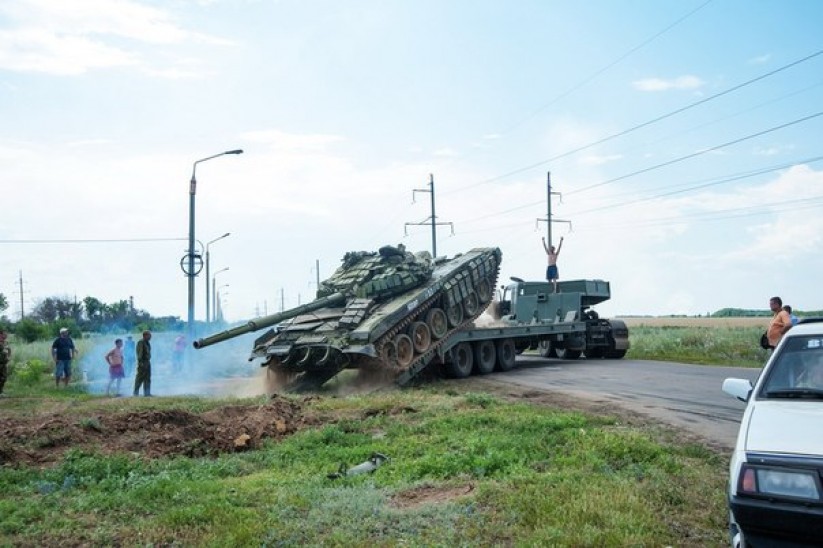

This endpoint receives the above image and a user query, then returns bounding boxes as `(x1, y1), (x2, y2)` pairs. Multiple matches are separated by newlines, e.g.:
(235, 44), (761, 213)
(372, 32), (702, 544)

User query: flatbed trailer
(396, 277), (629, 385)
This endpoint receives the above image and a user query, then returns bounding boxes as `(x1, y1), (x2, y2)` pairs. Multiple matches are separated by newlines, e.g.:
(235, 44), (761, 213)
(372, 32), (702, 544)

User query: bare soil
(0, 377), (716, 470)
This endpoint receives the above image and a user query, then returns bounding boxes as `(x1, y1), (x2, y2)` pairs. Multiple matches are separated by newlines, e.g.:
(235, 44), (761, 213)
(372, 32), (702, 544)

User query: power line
(499, 0), (716, 135)
(444, 47), (823, 195)
(570, 154), (823, 216)
(568, 111), (823, 195)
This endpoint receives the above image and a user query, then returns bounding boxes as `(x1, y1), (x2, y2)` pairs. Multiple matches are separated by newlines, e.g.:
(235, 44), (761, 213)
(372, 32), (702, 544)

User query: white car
(722, 319), (823, 547)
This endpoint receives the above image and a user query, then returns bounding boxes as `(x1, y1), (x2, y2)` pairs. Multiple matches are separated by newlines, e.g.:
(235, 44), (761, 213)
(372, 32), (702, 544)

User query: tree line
(0, 292), (182, 342)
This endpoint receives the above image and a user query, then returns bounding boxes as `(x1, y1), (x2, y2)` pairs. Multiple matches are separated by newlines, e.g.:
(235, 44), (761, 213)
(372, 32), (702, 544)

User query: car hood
(745, 402), (823, 455)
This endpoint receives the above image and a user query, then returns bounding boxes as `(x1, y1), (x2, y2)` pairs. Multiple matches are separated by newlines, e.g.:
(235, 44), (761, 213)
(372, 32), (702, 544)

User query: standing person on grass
(105, 338), (125, 397)
(0, 329), (11, 397)
(134, 330), (153, 397)
(51, 328), (76, 387)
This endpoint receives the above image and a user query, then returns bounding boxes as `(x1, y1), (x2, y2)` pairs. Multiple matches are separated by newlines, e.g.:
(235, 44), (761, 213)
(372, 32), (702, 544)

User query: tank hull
(256, 247), (502, 391)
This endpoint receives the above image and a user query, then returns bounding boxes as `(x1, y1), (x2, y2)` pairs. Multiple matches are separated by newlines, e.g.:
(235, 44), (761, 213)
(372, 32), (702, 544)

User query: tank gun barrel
(193, 292), (346, 349)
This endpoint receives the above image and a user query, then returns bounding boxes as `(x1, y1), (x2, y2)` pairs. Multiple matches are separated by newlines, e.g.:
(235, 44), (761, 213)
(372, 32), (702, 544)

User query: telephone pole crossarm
(403, 173), (453, 257)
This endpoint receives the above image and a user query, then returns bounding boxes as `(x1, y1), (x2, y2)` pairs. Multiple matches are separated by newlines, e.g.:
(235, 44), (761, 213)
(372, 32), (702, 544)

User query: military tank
(194, 244), (502, 392)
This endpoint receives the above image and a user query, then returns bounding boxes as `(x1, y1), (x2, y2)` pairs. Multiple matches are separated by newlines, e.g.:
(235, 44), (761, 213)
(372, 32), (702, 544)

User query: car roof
(785, 318), (823, 336)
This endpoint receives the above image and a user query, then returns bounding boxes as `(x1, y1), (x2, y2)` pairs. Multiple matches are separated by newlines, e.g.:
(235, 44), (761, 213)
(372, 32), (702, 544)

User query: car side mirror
(722, 378), (753, 402)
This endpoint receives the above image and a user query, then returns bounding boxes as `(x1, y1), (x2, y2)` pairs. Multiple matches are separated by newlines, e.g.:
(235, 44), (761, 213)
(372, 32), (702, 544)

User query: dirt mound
(0, 396), (316, 467)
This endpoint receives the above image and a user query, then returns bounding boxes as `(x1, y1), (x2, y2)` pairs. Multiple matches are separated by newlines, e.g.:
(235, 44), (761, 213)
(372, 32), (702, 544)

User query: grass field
(0, 325), (750, 545)
(620, 316), (769, 328)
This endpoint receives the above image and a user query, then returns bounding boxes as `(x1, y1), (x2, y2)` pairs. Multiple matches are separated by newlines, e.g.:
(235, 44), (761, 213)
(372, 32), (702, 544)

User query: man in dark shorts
(542, 236), (564, 293)
(51, 327), (76, 387)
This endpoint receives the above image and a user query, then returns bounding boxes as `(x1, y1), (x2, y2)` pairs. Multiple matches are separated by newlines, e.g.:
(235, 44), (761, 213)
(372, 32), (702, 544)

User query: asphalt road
(487, 356), (763, 450)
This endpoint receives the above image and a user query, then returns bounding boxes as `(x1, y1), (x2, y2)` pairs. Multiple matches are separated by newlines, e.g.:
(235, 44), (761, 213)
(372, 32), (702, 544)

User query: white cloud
(239, 129), (345, 152)
(0, 0), (233, 76)
(748, 53), (771, 65)
(433, 147), (458, 158)
(632, 75), (704, 92)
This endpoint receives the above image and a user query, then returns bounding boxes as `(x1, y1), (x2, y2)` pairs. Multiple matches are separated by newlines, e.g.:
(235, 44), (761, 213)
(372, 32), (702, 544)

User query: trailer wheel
(495, 339), (516, 371)
(425, 308), (448, 339)
(408, 321), (431, 353)
(538, 340), (557, 358)
(445, 342), (473, 378)
(394, 334), (414, 369)
(446, 302), (464, 327)
(585, 347), (605, 359)
(556, 348), (582, 360)
(605, 348), (627, 359)
(473, 340), (496, 374)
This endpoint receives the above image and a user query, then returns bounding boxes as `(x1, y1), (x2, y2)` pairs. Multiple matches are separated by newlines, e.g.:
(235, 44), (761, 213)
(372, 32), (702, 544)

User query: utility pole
(18, 270), (25, 320)
(405, 174), (454, 257)
(280, 288), (285, 312)
(536, 172), (571, 247)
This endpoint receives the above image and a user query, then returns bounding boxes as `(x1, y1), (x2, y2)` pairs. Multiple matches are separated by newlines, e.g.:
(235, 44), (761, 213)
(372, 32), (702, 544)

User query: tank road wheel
(445, 342), (473, 378)
(379, 340), (397, 366)
(463, 292), (479, 317)
(495, 338), (517, 372)
(473, 340), (496, 375)
(556, 348), (582, 360)
(394, 334), (415, 369)
(295, 347), (313, 366)
(476, 278), (492, 304)
(425, 308), (448, 339)
(538, 340), (557, 358)
(446, 302), (464, 327)
(408, 321), (432, 353)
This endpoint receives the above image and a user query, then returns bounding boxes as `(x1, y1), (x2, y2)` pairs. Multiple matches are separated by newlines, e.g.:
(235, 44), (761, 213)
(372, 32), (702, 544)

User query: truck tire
(538, 340), (557, 358)
(495, 339), (516, 371)
(556, 347), (581, 360)
(473, 340), (496, 374)
(605, 348), (627, 359)
(445, 342), (473, 378)
(585, 347), (605, 359)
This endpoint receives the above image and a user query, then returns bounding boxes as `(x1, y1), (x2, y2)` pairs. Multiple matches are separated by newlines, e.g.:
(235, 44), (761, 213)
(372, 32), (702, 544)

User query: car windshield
(759, 335), (823, 399)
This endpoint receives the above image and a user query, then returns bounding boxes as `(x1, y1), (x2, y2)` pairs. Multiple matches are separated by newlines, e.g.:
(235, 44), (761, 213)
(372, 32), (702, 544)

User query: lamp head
(226, 149), (244, 155)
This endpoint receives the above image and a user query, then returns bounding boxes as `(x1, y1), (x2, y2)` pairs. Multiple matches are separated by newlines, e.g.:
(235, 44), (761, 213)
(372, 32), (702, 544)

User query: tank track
(372, 268), (501, 385)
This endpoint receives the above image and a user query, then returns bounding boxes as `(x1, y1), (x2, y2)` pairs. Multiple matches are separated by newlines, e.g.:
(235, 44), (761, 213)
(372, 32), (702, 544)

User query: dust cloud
(78, 331), (268, 398)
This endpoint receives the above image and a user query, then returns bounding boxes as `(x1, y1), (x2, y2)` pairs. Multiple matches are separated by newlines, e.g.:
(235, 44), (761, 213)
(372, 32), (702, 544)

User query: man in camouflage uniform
(0, 329), (10, 397)
(133, 330), (152, 397)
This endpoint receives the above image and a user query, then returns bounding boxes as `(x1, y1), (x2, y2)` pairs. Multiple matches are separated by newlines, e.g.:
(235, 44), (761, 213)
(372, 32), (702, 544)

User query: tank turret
(195, 244), (502, 392)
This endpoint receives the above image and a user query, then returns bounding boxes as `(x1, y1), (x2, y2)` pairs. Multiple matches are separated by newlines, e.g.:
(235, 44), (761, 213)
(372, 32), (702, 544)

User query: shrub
(16, 359), (49, 387)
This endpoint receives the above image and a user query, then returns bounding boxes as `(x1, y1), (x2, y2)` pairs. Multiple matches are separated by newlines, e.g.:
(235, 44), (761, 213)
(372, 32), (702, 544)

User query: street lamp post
(212, 268), (229, 321)
(205, 232), (231, 323)
(186, 149), (242, 346)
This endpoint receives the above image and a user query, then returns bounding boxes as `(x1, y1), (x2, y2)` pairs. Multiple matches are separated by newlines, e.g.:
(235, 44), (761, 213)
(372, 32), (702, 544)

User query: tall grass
(627, 325), (767, 367)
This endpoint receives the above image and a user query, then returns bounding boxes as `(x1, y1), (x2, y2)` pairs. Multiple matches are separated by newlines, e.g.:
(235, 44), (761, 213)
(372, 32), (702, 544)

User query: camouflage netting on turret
(317, 244), (434, 300)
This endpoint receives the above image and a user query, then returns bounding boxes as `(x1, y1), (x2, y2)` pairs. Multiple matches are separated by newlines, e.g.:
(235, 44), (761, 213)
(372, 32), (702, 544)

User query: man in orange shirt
(767, 296), (792, 349)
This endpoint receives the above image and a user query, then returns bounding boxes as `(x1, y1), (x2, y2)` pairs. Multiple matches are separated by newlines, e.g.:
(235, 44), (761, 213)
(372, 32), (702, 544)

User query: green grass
(0, 389), (728, 546)
(627, 325), (767, 367)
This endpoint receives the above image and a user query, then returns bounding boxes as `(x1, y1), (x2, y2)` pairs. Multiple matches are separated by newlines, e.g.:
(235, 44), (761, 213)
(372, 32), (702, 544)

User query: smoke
(78, 331), (267, 398)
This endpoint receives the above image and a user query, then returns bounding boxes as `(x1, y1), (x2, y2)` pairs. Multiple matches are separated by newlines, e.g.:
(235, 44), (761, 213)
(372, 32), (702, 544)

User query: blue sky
(2, 0), (822, 324)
